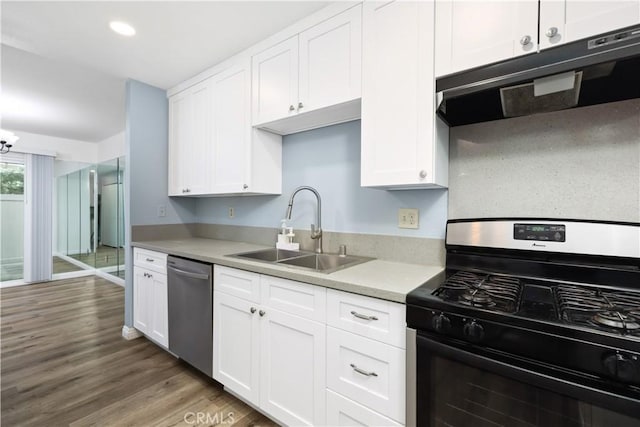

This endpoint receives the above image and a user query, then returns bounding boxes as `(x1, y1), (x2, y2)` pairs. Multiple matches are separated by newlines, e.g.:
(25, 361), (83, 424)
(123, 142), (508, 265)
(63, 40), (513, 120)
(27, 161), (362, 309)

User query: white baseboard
(96, 269), (124, 287)
(121, 325), (143, 340)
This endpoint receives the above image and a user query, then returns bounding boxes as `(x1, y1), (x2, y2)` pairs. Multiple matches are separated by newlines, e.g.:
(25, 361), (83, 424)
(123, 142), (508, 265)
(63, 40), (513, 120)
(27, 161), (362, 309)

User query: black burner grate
(556, 285), (640, 336)
(434, 271), (521, 314)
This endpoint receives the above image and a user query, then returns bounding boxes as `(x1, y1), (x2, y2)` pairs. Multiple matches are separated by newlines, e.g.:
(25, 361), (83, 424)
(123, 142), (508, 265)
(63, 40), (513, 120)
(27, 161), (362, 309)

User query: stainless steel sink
(278, 253), (373, 274)
(231, 248), (373, 274)
(231, 248), (306, 262)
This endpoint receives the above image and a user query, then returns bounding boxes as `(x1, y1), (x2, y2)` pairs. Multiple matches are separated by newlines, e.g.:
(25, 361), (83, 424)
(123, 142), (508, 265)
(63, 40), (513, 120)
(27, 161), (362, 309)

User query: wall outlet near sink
(398, 208), (419, 229)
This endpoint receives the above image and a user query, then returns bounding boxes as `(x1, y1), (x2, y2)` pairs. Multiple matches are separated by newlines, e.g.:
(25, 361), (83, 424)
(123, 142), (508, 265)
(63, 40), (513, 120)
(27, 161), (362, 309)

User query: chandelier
(0, 129), (19, 154)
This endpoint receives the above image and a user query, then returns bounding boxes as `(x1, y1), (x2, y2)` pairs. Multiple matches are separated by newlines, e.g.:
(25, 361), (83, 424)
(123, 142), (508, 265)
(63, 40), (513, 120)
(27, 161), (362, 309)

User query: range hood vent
(436, 25), (640, 127)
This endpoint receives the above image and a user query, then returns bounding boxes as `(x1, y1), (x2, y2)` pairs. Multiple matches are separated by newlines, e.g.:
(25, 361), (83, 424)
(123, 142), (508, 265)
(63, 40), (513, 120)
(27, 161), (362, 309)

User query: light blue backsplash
(196, 121), (448, 239)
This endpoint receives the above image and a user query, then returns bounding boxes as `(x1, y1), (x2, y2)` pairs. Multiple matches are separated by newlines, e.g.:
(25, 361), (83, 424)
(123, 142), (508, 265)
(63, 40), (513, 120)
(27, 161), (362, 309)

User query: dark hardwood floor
(0, 276), (279, 426)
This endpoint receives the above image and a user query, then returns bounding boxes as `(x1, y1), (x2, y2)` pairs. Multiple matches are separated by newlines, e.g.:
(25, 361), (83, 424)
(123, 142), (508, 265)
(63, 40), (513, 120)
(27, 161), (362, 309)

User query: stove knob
(432, 313), (451, 333)
(463, 320), (485, 343)
(603, 353), (638, 382)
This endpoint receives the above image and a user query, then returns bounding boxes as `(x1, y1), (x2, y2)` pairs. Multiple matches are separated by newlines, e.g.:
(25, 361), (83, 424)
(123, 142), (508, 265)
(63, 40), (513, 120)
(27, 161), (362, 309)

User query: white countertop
(132, 238), (444, 303)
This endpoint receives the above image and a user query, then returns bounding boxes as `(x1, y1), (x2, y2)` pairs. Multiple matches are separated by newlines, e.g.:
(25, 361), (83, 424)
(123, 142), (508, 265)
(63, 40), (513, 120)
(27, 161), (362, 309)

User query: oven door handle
(418, 334), (640, 419)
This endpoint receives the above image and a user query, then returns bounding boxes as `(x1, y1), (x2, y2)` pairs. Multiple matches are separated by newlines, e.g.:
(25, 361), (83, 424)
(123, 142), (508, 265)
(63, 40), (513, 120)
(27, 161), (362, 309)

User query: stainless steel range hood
(436, 25), (640, 127)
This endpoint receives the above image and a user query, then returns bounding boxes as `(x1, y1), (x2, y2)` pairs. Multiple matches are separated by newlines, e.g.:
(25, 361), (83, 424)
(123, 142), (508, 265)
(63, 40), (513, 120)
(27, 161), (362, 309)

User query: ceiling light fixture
(0, 129), (19, 154)
(109, 21), (136, 37)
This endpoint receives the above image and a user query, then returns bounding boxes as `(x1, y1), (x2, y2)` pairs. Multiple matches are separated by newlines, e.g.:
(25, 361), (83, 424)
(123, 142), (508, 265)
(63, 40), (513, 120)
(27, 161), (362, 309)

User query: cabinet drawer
(214, 265), (261, 303)
(327, 327), (405, 423)
(327, 289), (406, 348)
(260, 275), (326, 322)
(133, 248), (167, 274)
(326, 389), (402, 427)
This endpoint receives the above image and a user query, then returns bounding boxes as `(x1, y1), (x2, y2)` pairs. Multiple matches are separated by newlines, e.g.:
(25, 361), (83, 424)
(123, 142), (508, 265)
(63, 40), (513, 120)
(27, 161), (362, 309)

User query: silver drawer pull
(350, 310), (378, 321)
(350, 363), (378, 377)
(146, 258), (154, 262)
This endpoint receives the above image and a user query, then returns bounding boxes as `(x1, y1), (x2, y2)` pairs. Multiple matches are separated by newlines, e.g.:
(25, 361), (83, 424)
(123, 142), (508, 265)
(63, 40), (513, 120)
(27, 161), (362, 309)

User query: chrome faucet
(286, 186), (322, 253)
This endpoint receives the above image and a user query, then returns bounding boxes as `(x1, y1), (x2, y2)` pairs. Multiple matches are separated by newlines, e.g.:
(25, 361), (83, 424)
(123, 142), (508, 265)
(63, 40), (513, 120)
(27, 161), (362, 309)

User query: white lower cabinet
(213, 266), (326, 426)
(213, 265), (407, 426)
(133, 248), (168, 348)
(327, 327), (406, 424)
(326, 389), (402, 427)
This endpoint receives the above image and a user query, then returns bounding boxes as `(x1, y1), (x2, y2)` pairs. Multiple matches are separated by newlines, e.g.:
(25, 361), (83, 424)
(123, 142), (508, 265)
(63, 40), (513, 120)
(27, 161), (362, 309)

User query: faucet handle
(339, 245), (347, 257)
(310, 224), (322, 239)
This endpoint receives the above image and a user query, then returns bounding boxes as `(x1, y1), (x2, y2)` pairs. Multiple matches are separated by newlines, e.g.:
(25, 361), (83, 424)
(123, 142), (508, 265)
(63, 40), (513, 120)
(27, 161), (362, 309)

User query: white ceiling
(1, 1), (329, 142)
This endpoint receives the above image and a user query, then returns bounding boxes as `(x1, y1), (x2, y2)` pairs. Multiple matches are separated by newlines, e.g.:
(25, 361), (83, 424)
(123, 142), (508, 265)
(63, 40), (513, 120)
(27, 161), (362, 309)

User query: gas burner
(460, 289), (496, 308)
(556, 284), (640, 336)
(434, 271), (521, 313)
(592, 311), (640, 331)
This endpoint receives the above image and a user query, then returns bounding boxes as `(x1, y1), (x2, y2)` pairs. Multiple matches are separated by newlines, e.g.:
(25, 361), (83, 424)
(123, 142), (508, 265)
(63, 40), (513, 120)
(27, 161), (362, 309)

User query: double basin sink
(231, 248), (373, 274)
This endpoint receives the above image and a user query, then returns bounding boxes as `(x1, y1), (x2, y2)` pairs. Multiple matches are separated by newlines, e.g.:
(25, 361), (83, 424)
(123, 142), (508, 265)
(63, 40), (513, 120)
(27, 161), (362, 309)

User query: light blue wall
(127, 81), (196, 226)
(124, 79), (196, 326)
(196, 121), (448, 239)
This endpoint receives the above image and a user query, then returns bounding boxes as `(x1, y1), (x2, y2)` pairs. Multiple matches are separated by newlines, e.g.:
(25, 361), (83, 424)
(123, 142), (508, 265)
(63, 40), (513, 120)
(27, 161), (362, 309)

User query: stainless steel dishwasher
(167, 256), (213, 377)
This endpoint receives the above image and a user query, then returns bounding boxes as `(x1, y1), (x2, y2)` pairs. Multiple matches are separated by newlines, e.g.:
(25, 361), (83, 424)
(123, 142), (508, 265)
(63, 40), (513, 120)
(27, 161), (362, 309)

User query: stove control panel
(514, 223), (565, 242)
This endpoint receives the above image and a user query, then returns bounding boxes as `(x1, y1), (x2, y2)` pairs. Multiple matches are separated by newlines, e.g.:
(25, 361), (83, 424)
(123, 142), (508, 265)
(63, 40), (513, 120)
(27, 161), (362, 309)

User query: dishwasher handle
(167, 265), (210, 281)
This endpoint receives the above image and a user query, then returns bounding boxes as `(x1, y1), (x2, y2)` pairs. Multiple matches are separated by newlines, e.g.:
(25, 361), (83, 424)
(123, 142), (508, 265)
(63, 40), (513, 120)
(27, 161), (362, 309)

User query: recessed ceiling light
(109, 21), (136, 37)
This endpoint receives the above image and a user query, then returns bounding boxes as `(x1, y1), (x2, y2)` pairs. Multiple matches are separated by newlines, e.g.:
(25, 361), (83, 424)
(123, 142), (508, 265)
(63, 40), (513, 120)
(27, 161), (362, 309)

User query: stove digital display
(514, 223), (565, 242)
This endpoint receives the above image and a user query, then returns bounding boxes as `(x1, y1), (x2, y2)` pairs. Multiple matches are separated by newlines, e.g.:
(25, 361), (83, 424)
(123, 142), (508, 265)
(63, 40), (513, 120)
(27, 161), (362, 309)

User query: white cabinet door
(326, 389), (402, 427)
(540, 0), (640, 50)
(327, 327), (406, 424)
(211, 62), (250, 194)
(133, 266), (151, 333)
(133, 266), (168, 348)
(149, 271), (168, 348)
(168, 79), (213, 196)
(259, 307), (326, 427)
(213, 291), (260, 405)
(252, 36), (299, 125)
(435, 0), (538, 77)
(298, 4), (362, 114)
(361, 0), (448, 188)
(168, 91), (191, 196)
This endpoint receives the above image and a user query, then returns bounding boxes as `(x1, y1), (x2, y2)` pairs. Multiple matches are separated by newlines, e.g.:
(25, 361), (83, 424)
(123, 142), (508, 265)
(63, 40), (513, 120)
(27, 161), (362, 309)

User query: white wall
(97, 131), (125, 163)
(11, 130), (97, 162)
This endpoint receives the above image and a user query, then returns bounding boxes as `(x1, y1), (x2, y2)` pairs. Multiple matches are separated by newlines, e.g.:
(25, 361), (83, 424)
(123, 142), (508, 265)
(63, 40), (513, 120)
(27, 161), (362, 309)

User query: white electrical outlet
(398, 208), (419, 229)
(157, 205), (166, 217)
(228, 207), (235, 218)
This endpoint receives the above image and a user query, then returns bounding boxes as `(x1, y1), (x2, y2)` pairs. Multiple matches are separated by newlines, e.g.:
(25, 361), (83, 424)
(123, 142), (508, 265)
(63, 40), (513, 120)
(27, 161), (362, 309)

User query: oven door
(416, 331), (640, 427)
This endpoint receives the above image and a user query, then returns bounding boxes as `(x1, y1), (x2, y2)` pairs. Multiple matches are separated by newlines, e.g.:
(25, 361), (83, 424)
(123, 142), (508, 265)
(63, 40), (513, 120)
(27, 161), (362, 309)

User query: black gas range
(406, 219), (640, 427)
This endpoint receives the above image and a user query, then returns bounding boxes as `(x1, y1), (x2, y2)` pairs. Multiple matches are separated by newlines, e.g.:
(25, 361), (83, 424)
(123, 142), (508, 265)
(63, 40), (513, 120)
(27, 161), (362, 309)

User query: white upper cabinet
(539, 0), (640, 50)
(435, 1), (538, 77)
(252, 36), (299, 126)
(168, 58), (282, 197)
(252, 4), (362, 135)
(168, 80), (212, 196)
(436, 0), (640, 77)
(361, 0), (448, 189)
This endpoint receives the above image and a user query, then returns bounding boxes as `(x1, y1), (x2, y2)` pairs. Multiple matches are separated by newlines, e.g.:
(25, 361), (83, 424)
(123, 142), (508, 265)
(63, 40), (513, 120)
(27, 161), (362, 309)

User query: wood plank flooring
(0, 276), (279, 427)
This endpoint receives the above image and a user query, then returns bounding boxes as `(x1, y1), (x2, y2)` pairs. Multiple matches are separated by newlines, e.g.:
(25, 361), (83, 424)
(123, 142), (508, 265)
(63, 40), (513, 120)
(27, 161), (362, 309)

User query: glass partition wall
(54, 156), (125, 281)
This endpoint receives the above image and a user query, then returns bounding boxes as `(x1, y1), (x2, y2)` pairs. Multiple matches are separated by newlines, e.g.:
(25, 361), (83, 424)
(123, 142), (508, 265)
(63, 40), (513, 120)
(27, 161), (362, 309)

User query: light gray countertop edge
(132, 238), (445, 303)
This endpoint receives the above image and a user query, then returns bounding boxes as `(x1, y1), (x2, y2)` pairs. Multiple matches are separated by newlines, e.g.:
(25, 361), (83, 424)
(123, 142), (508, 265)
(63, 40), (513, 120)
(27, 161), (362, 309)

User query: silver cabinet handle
(298, 102), (304, 109)
(250, 307), (257, 314)
(350, 363), (378, 377)
(243, 184), (248, 190)
(259, 310), (266, 317)
(520, 35), (531, 46)
(289, 105), (295, 111)
(350, 310), (378, 321)
(146, 258), (154, 262)
(546, 27), (558, 38)
(419, 170), (427, 179)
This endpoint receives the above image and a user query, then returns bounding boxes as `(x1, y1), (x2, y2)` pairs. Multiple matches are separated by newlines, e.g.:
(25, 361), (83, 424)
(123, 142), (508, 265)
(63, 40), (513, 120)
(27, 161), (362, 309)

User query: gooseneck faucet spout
(286, 186), (322, 253)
